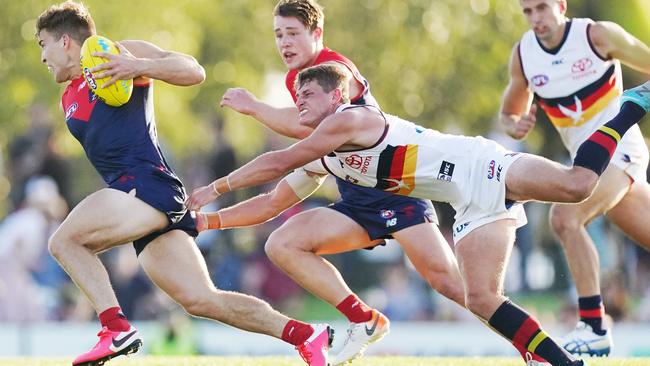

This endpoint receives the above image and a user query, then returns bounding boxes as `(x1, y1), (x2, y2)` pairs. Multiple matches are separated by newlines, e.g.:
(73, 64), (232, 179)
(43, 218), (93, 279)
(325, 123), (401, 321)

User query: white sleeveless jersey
(519, 18), (624, 155)
(318, 105), (503, 211)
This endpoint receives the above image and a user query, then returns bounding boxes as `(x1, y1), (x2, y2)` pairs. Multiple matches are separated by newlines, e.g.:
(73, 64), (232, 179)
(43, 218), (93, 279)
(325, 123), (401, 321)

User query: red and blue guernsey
(61, 76), (189, 228)
(285, 48), (377, 107)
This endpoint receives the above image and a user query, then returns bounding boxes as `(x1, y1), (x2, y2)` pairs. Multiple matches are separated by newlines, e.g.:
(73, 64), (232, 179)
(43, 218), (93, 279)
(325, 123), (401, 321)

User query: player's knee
(48, 230), (74, 260)
(176, 290), (215, 318)
(424, 265), (456, 295)
(264, 234), (285, 263)
(265, 230), (300, 262)
(564, 170), (598, 202)
(549, 204), (584, 238)
(47, 233), (63, 260)
(464, 289), (496, 316)
(433, 276), (465, 306)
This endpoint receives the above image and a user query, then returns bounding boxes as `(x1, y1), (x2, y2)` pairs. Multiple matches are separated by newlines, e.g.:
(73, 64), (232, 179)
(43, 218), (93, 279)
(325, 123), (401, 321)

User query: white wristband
(226, 175), (232, 192)
(211, 181), (222, 197)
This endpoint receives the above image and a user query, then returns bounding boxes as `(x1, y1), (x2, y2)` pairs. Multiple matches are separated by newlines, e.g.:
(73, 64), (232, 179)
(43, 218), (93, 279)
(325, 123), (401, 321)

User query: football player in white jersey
(189, 64), (650, 365)
(500, 0), (650, 356)
(219, 1), (466, 364)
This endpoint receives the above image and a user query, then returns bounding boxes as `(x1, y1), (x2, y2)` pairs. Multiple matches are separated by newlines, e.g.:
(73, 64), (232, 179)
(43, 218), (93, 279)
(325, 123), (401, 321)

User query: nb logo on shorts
(386, 218), (397, 228)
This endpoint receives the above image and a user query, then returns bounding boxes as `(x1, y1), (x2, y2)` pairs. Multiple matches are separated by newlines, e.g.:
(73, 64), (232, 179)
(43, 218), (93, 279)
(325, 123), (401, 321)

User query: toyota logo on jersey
(345, 155), (363, 169)
(571, 58), (593, 73)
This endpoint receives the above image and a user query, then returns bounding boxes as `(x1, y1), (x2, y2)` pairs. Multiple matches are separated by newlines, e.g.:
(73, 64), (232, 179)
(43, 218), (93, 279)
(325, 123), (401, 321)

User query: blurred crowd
(1, 102), (650, 334)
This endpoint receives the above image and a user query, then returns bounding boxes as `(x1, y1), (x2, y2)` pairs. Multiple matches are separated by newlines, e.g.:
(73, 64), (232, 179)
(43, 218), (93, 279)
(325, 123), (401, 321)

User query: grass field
(1, 357), (649, 366)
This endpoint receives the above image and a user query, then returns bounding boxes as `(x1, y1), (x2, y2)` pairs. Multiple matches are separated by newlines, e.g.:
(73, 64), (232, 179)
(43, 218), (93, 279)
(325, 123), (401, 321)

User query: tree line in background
(0, 0), (649, 212)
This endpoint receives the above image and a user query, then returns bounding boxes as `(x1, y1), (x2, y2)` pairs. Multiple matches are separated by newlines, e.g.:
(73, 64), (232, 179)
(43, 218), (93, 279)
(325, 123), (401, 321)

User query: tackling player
(220, 1), (466, 364)
(189, 64), (650, 366)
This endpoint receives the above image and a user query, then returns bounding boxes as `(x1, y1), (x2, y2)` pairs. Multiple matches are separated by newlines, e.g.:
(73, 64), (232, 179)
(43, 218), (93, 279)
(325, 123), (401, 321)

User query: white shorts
(451, 138), (527, 244)
(609, 125), (649, 184)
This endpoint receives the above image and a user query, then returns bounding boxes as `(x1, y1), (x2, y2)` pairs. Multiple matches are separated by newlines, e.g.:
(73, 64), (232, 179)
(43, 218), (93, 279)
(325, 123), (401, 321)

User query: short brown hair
(36, 1), (96, 45)
(296, 64), (350, 103)
(274, 0), (324, 31)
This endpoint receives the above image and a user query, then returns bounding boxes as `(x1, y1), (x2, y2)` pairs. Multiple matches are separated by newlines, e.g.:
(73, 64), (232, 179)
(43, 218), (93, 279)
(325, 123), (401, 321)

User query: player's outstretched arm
(221, 88), (314, 139)
(499, 44), (536, 140)
(186, 113), (353, 211)
(91, 40), (205, 87)
(590, 21), (650, 74)
(195, 169), (325, 232)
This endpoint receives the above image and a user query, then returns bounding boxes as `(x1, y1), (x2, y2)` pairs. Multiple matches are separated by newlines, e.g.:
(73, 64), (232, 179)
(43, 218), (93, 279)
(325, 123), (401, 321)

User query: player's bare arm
(186, 112), (358, 211)
(500, 43), (537, 140)
(196, 169), (325, 231)
(590, 21), (650, 74)
(221, 87), (313, 139)
(91, 40), (205, 87)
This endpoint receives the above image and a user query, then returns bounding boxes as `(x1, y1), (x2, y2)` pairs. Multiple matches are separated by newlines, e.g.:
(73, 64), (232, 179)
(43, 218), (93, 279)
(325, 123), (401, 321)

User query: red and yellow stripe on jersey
(536, 65), (621, 128)
(375, 144), (418, 195)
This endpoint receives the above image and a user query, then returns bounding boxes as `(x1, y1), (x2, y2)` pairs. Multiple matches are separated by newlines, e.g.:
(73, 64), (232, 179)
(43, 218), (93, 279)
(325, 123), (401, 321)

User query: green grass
(1, 357), (649, 366)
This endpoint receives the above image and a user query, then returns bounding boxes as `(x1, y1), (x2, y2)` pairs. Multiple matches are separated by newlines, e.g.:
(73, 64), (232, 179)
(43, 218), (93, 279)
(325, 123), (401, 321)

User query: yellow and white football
(80, 35), (133, 107)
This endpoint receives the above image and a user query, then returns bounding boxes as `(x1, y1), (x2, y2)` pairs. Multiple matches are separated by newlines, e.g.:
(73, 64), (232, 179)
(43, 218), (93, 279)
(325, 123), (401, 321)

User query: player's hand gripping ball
(80, 35), (133, 106)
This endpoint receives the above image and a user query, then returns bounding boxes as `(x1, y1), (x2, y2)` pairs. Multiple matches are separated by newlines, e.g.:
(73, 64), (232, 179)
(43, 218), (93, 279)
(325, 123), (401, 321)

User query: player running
(36, 2), (332, 365)
(220, 1), (465, 364)
(189, 64), (650, 366)
(501, 0), (650, 356)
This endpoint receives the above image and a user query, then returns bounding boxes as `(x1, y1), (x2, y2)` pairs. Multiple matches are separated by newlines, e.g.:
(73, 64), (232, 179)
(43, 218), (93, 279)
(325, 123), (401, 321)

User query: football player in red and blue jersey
(218, 1), (465, 364)
(37, 2), (333, 366)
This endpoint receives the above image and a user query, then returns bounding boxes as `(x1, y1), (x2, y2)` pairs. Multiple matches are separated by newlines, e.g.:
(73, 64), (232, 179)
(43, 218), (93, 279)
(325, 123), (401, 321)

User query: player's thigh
(551, 164), (631, 223)
(505, 153), (595, 202)
(138, 230), (214, 302)
(270, 207), (379, 255)
(392, 223), (456, 274)
(607, 180), (650, 248)
(53, 188), (168, 252)
(454, 219), (517, 294)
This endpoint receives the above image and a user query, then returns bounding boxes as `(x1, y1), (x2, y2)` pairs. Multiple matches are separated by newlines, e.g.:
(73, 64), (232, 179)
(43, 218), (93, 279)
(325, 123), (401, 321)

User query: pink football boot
(73, 326), (142, 366)
(296, 323), (334, 366)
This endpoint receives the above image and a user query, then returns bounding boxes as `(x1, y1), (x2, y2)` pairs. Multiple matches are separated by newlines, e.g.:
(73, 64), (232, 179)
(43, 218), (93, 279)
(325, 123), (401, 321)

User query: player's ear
(558, 0), (567, 14)
(61, 33), (70, 48)
(332, 88), (342, 103)
(313, 26), (323, 43)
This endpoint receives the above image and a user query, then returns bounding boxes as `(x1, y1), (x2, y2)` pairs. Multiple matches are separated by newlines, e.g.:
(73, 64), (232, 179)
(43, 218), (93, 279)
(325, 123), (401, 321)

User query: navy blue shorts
(328, 196), (438, 242)
(109, 168), (198, 256)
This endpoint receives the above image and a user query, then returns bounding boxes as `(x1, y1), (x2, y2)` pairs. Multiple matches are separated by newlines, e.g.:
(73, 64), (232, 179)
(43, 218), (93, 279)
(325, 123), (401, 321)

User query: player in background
(189, 64), (650, 366)
(501, 0), (650, 356)
(36, 2), (332, 365)
(220, 1), (465, 363)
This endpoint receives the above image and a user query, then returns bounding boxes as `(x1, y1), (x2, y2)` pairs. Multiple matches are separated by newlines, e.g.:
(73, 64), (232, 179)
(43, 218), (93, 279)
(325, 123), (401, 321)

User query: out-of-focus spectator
(7, 103), (71, 208)
(0, 176), (68, 321)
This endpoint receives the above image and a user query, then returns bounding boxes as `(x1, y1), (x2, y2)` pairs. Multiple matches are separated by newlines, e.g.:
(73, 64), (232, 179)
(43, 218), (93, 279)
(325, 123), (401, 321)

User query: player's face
(520, 0), (566, 42)
(37, 30), (75, 83)
(274, 16), (321, 70)
(296, 80), (338, 128)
